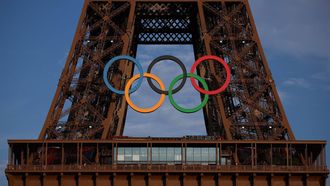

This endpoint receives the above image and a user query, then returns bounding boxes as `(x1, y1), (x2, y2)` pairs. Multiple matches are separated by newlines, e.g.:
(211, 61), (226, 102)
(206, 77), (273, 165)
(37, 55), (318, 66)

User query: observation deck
(6, 137), (329, 186)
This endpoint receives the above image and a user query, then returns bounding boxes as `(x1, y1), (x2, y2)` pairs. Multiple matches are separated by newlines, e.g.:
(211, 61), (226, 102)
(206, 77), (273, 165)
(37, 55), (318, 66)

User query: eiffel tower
(5, 0), (328, 185)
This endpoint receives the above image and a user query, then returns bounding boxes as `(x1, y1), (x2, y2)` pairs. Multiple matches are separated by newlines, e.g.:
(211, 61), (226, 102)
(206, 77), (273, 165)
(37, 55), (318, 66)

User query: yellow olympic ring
(125, 73), (166, 113)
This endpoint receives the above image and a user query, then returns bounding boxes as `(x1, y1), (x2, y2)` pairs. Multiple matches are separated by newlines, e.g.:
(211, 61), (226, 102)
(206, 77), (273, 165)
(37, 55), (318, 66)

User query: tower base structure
(6, 137), (329, 186)
(5, 0), (329, 185)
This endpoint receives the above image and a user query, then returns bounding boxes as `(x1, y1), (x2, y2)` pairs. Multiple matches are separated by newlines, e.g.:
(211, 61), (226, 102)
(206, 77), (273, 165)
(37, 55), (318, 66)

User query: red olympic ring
(190, 55), (231, 95)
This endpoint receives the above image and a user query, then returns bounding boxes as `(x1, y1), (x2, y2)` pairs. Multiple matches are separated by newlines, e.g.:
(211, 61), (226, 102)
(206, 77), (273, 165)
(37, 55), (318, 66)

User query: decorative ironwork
(38, 0), (295, 141)
(40, 1), (132, 140)
(201, 1), (293, 140)
(5, 0), (329, 185)
(135, 3), (196, 44)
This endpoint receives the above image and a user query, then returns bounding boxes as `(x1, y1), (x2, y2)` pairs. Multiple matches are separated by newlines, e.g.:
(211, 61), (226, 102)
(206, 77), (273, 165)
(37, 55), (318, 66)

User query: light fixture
(269, 126), (273, 129)
(89, 125), (93, 129)
(110, 40), (114, 43)
(241, 126), (245, 129)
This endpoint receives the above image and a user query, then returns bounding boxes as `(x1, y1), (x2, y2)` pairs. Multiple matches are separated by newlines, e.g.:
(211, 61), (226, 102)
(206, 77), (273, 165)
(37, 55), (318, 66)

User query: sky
(0, 0), (330, 185)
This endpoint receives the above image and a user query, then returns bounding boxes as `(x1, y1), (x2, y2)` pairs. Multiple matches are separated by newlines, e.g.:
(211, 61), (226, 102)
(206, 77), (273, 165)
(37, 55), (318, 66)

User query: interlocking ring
(125, 73), (166, 113)
(103, 55), (231, 113)
(147, 55), (187, 95)
(190, 55), (231, 95)
(168, 73), (209, 113)
(103, 55), (144, 94)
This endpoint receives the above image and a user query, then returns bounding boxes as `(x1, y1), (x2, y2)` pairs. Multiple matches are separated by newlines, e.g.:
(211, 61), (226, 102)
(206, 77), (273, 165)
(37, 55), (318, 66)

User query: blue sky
(0, 0), (329, 185)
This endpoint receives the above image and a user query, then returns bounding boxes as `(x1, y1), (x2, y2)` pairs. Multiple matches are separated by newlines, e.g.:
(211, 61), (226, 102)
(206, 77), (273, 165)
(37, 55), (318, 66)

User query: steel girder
(39, 0), (294, 141)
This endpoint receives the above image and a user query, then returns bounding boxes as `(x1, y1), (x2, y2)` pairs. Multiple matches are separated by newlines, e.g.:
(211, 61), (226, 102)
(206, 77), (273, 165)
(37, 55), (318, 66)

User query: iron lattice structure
(39, 0), (293, 141)
(5, 0), (328, 186)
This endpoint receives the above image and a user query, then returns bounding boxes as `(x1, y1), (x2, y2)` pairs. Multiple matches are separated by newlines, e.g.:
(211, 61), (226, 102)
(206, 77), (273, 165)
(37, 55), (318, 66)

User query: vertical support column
(147, 173), (151, 186)
(243, 0), (294, 139)
(59, 173), (63, 186)
(113, 143), (117, 165)
(255, 143), (258, 166)
(80, 143), (83, 166)
(255, 143), (258, 167)
(38, 0), (91, 139)
(219, 143), (222, 166)
(197, 0), (232, 139)
(96, 143), (99, 165)
(45, 142), (48, 167)
(149, 143), (152, 165)
(164, 173), (168, 186)
(41, 143), (44, 167)
(305, 144), (308, 167)
(94, 173), (98, 186)
(251, 174), (255, 186)
(305, 174), (309, 186)
(113, 173), (116, 186)
(321, 144), (325, 167)
(112, 143), (115, 165)
(234, 143), (238, 165)
(270, 144), (273, 166)
(216, 143), (219, 165)
(182, 143), (185, 165)
(8, 144), (12, 166)
(286, 143), (289, 167)
(76, 173), (80, 186)
(41, 174), (44, 186)
(115, 0), (137, 137)
(183, 143), (186, 165)
(77, 143), (80, 166)
(101, 0), (137, 139)
(130, 173), (133, 186)
(289, 144), (292, 166)
(26, 144), (29, 166)
(251, 143), (254, 167)
(61, 143), (64, 170)
(324, 144), (327, 167)
(233, 174), (237, 186)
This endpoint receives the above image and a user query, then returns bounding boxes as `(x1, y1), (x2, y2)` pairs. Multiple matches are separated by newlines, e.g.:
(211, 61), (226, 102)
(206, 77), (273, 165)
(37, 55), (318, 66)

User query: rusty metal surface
(6, 139), (329, 172)
(6, 173), (328, 186)
(5, 139), (329, 185)
(5, 0), (328, 185)
(38, 0), (294, 141)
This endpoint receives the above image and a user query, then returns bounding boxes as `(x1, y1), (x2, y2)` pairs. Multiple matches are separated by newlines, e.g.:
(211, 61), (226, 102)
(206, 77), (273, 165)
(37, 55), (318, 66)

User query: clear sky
(0, 0), (329, 185)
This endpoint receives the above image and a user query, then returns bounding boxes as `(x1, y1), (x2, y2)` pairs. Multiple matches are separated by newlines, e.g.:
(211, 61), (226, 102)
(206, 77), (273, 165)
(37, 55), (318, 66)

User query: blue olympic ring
(103, 55), (144, 94)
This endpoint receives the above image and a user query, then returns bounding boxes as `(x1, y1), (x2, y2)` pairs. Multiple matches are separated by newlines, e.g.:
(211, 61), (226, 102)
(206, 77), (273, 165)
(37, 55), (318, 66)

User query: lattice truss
(41, 1), (132, 139)
(135, 3), (195, 44)
(201, 1), (293, 140)
(40, 0), (294, 141)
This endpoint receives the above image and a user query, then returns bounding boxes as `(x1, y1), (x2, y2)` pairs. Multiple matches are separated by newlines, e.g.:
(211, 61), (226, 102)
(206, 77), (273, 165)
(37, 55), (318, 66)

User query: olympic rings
(125, 73), (166, 113)
(147, 55), (187, 95)
(103, 55), (231, 113)
(168, 73), (209, 113)
(103, 55), (144, 94)
(190, 55), (231, 95)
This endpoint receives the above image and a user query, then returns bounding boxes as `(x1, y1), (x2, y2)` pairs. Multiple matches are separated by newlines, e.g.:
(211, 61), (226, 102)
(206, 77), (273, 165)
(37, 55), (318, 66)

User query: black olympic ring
(146, 55), (187, 95)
